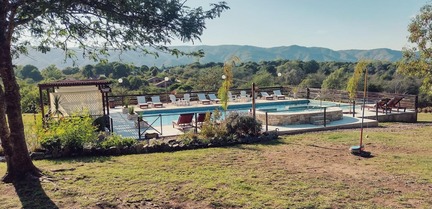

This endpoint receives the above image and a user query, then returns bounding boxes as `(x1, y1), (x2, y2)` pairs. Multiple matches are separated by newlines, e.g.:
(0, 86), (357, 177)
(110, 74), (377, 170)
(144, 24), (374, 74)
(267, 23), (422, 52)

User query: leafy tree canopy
(0, 0), (229, 183)
(398, 3), (432, 95)
(11, 0), (229, 60)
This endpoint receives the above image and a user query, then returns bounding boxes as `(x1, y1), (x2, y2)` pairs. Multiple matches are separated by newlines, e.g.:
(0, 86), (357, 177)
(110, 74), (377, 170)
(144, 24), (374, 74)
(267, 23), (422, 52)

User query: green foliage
(82, 64), (95, 78)
(251, 72), (274, 87)
(62, 67), (80, 75)
(322, 68), (347, 90)
(346, 61), (368, 100)
(225, 112), (262, 137)
(41, 65), (64, 81)
(93, 115), (109, 132)
(39, 113), (97, 153)
(39, 136), (61, 154)
(128, 106), (135, 115)
(18, 81), (40, 113)
(218, 56), (241, 111)
(21, 65), (43, 81)
(199, 109), (227, 139)
(52, 95), (63, 117)
(99, 134), (136, 149)
(398, 3), (432, 96)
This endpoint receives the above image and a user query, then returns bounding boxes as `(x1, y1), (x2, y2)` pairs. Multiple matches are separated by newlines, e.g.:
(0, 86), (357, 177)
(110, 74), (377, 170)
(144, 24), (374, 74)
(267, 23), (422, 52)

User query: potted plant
(108, 98), (116, 108)
(135, 112), (148, 128)
(122, 97), (130, 114)
(127, 106), (138, 120)
(292, 87), (299, 99)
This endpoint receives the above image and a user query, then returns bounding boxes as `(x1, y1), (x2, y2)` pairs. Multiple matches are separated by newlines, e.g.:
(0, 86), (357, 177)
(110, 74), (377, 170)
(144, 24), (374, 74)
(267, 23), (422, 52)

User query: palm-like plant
(218, 56), (241, 111)
(52, 95), (64, 118)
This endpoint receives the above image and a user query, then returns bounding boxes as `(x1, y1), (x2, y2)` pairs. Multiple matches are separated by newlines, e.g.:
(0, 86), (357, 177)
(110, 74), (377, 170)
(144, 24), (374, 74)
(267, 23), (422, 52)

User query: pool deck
(109, 99), (416, 139)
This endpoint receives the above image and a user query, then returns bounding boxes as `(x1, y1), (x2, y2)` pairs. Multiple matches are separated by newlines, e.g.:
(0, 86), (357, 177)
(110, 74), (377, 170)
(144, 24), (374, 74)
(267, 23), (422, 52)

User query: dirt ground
(257, 122), (432, 208)
(1, 122), (432, 208)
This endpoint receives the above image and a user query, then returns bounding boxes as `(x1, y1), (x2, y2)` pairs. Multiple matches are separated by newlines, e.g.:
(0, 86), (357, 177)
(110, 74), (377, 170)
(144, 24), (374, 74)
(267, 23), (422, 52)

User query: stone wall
(256, 107), (343, 126)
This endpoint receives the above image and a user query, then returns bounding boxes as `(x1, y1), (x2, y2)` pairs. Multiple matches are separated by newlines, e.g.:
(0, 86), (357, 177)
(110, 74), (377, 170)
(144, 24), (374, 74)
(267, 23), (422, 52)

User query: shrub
(199, 109), (227, 138)
(38, 113), (98, 153)
(225, 112), (262, 137)
(93, 115), (109, 132)
(40, 135), (61, 153)
(99, 134), (136, 149)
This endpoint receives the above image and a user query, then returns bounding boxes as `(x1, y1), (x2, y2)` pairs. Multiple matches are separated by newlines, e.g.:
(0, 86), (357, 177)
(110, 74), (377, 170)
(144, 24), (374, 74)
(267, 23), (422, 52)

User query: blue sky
(170, 0), (430, 50)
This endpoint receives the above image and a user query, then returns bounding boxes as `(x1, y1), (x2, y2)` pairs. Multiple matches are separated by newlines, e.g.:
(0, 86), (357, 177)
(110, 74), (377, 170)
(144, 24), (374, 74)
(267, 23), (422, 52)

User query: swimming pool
(134, 99), (349, 126)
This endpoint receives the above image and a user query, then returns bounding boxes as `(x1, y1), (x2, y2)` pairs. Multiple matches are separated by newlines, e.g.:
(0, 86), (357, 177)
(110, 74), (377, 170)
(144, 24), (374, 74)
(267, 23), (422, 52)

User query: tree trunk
(0, 30), (41, 183)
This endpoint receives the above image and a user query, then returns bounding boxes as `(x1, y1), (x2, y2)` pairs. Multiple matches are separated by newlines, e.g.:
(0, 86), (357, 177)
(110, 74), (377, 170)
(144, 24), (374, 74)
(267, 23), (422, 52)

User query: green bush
(99, 134), (136, 149)
(40, 135), (61, 153)
(225, 112), (262, 137)
(38, 113), (97, 153)
(93, 115), (109, 132)
(199, 109), (227, 138)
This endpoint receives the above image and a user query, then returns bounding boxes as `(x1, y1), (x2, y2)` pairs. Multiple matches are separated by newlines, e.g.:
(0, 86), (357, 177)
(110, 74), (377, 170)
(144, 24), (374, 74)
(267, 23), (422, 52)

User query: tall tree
(21, 64), (43, 81)
(0, 0), (228, 183)
(398, 3), (432, 95)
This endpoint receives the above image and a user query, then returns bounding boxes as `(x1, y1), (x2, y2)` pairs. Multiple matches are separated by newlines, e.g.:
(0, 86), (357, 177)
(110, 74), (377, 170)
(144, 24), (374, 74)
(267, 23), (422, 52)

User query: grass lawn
(0, 114), (432, 208)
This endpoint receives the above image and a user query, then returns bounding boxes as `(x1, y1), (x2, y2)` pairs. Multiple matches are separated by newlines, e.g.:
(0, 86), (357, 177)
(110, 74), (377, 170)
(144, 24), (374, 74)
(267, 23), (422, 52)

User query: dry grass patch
(0, 113), (432, 208)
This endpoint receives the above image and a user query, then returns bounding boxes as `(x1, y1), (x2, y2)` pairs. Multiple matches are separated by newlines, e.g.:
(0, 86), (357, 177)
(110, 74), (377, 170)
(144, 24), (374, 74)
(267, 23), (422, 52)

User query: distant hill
(13, 45), (403, 69)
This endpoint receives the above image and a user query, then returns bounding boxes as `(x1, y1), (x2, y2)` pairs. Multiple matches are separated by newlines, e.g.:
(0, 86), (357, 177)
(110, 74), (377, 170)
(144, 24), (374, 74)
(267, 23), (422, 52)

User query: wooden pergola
(38, 79), (112, 121)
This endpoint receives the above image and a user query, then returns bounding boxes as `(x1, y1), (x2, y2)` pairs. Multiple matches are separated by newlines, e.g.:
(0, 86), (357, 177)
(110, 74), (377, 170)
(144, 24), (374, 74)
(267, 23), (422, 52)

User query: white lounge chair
(239, 91), (250, 102)
(182, 93), (191, 106)
(228, 91), (237, 102)
(169, 94), (180, 106)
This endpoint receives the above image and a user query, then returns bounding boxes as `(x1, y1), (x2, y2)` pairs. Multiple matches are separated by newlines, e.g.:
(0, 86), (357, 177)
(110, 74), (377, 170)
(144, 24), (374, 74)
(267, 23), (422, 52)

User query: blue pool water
(136, 100), (352, 126)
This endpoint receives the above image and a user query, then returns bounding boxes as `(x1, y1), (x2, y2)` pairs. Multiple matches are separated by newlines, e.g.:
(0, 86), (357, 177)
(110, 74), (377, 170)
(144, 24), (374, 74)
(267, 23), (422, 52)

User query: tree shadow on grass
(13, 179), (58, 209)
(229, 138), (292, 151)
(46, 156), (113, 164)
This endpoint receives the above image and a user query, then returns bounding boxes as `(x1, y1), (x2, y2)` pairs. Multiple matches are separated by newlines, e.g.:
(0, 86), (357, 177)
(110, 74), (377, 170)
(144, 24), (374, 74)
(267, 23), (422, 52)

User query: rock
(109, 146), (120, 155)
(83, 147), (92, 156)
(135, 143), (144, 153)
(30, 152), (45, 160)
(0, 156), (5, 163)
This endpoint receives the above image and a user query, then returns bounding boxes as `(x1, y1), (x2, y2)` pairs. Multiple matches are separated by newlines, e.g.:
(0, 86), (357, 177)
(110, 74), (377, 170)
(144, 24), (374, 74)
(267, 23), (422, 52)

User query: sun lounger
(273, 90), (286, 100)
(136, 96), (149, 109)
(197, 93), (211, 105)
(363, 98), (392, 113)
(193, 112), (212, 128)
(386, 96), (406, 112)
(172, 113), (194, 131)
(150, 96), (163, 108)
(208, 94), (220, 103)
(260, 92), (274, 100)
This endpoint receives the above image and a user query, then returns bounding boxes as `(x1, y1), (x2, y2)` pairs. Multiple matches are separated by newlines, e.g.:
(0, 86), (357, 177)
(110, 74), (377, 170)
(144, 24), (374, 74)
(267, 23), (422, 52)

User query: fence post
(194, 112), (198, 133)
(110, 117), (113, 133)
(138, 117), (141, 140)
(323, 107), (327, 127)
(352, 100), (356, 117)
(415, 95), (418, 122)
(160, 114), (163, 136)
(375, 101), (379, 120)
(265, 112), (268, 132)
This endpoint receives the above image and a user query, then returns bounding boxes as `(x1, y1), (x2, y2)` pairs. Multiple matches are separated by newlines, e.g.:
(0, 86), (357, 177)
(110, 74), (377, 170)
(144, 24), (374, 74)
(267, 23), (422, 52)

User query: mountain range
(13, 45), (403, 69)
